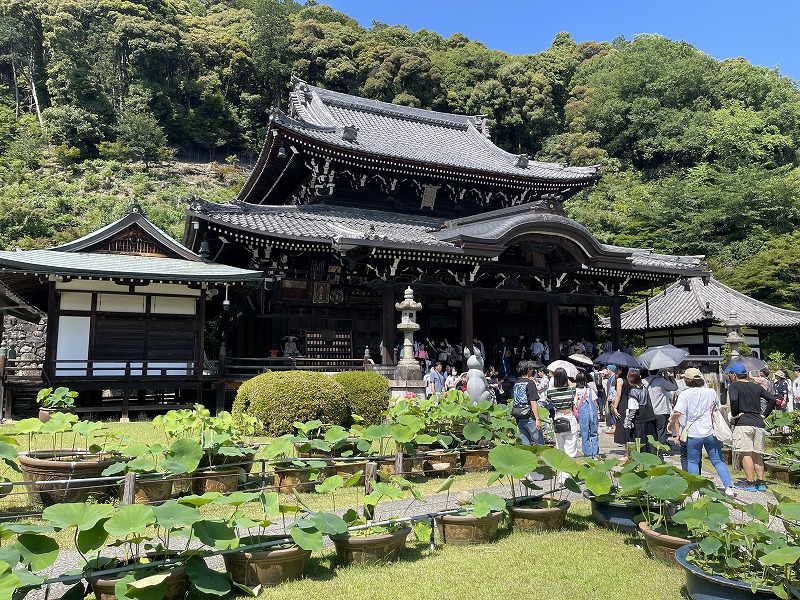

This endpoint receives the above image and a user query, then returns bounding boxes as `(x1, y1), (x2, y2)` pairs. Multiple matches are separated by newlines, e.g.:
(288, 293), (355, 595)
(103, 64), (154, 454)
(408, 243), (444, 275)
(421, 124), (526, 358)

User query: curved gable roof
(270, 77), (599, 184)
(611, 277), (800, 330)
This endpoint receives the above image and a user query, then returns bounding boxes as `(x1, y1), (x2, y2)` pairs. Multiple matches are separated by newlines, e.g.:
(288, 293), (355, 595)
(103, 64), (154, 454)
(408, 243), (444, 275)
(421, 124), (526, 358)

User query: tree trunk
(28, 52), (43, 128)
(11, 59), (19, 120)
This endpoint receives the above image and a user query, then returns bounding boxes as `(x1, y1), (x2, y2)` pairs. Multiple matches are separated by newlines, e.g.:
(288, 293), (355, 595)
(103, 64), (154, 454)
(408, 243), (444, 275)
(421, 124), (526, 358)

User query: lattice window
(98, 233), (165, 256)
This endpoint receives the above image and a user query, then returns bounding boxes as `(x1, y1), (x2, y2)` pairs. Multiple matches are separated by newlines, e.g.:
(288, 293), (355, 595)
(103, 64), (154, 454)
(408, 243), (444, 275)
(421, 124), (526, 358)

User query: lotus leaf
(470, 492), (506, 518)
(462, 422), (490, 442)
(14, 533), (59, 571)
(184, 555), (231, 596)
(151, 501), (202, 528)
(42, 503), (114, 530)
(104, 505), (156, 537)
(192, 519), (238, 550)
(761, 546), (800, 567)
(487, 444), (538, 479)
(539, 448), (579, 476)
(76, 521), (109, 554)
(642, 474), (688, 501)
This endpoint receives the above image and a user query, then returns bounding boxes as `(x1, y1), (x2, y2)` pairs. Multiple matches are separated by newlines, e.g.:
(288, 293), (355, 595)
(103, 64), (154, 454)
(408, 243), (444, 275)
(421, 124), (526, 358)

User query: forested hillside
(2, 0), (800, 312)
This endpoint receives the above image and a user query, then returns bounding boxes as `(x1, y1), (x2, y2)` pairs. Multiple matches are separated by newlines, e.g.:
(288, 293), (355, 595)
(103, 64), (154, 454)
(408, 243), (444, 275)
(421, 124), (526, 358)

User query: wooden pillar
(461, 288), (473, 370)
(547, 297), (559, 362)
(121, 390), (130, 423)
(381, 286), (395, 365)
(610, 300), (623, 351)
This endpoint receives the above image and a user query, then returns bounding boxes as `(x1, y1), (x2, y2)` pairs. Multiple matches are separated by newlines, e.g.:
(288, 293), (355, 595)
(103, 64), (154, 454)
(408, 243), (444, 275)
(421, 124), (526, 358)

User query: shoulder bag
(711, 394), (732, 444)
(511, 404), (531, 420)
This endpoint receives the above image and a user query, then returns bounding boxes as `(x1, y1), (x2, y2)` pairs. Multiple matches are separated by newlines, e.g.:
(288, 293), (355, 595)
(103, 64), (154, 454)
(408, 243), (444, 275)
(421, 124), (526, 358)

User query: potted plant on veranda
(36, 386), (78, 423)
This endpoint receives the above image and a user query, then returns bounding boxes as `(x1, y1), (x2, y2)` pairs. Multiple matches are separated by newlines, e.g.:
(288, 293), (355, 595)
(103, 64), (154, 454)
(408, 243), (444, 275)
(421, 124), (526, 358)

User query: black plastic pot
(675, 544), (780, 600)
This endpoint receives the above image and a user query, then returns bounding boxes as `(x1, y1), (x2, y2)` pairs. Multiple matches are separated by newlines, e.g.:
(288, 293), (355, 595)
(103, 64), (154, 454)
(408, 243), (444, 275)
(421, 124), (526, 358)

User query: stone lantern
(394, 286), (423, 382)
(723, 311), (745, 358)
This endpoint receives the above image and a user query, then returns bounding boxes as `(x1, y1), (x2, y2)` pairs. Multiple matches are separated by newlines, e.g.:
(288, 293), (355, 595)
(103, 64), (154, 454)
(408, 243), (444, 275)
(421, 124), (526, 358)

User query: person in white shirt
(792, 366), (800, 411)
(668, 368), (734, 497)
(531, 338), (544, 360)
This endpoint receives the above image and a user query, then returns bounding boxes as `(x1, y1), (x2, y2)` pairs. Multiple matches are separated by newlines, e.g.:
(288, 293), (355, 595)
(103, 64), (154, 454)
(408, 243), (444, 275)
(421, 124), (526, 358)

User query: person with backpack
(512, 361), (542, 446)
(575, 372), (600, 458)
(622, 369), (657, 454)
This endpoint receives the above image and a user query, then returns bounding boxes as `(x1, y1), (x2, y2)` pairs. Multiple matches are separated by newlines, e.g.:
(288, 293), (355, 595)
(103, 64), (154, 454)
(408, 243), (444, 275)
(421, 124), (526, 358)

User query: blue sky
(323, 0), (800, 82)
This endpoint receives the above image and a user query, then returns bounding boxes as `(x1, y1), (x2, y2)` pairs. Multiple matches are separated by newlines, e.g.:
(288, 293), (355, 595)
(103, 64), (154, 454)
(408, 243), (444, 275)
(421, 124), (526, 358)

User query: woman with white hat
(667, 368), (734, 497)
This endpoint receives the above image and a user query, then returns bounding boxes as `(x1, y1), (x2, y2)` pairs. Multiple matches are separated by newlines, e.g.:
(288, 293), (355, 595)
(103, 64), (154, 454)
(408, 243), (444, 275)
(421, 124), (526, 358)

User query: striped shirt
(546, 387), (576, 411)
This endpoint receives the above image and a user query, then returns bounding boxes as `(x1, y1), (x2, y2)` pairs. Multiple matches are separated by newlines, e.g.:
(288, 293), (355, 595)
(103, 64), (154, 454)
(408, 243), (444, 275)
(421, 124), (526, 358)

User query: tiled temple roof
(604, 277), (800, 330)
(272, 77), (600, 183)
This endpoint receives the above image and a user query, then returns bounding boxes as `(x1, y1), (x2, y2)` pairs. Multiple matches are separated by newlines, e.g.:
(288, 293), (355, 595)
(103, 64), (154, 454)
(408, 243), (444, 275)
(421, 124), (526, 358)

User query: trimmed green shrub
(333, 370), (390, 426)
(232, 370), (348, 435)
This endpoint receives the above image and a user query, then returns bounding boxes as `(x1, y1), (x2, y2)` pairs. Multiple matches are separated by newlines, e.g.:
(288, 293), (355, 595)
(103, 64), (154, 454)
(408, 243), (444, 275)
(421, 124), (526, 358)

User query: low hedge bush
(232, 370), (348, 435)
(333, 370), (390, 426)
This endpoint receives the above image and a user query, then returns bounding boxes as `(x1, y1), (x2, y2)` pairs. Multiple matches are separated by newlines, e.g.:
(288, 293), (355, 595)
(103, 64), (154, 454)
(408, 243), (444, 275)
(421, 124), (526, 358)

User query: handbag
(511, 404), (531, 420)
(712, 407), (732, 444)
(553, 416), (571, 433)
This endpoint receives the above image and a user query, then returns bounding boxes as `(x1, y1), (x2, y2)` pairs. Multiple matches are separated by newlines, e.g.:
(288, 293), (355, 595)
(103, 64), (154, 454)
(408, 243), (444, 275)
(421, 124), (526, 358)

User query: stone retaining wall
(3, 316), (47, 360)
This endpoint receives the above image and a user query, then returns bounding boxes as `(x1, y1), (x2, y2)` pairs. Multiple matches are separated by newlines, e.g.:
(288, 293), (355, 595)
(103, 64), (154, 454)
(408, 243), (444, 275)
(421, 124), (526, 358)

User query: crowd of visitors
(411, 333), (789, 497)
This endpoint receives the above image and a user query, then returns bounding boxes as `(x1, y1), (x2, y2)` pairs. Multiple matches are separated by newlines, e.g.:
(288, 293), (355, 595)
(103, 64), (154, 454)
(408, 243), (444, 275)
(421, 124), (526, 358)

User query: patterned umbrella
(594, 350), (641, 369)
(636, 344), (689, 370)
(547, 360), (579, 379)
(568, 353), (594, 367)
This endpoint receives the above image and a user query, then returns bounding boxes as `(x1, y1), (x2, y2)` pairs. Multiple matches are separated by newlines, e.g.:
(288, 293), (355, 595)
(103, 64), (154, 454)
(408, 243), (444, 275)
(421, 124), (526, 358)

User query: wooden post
(461, 288), (473, 370)
(121, 389), (130, 423)
(394, 448), (404, 476)
(547, 297), (560, 361)
(610, 300), (623, 351)
(121, 472), (136, 506)
(364, 461), (377, 520)
(381, 286), (395, 365)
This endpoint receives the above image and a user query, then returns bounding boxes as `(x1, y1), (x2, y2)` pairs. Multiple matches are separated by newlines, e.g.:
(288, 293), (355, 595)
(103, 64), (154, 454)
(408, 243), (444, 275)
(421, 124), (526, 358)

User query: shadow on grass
(562, 511), (592, 531)
(301, 536), (432, 583)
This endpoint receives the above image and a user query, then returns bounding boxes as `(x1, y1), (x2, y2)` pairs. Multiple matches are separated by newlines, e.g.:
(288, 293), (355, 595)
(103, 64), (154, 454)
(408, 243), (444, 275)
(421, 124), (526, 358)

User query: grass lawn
(229, 501), (685, 600)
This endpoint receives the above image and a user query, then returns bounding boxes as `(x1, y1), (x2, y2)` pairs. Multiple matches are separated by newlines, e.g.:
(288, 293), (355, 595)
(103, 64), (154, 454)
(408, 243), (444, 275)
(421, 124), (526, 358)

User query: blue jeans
(578, 399), (599, 457)
(518, 417), (543, 446)
(686, 435), (732, 488)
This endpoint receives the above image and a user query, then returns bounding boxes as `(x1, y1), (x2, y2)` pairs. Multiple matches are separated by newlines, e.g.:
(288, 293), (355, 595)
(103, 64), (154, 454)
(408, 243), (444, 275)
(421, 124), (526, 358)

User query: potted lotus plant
(579, 439), (676, 534)
(153, 406), (257, 495)
(675, 493), (800, 600)
(330, 472), (421, 564)
(35, 386), (78, 423)
(764, 442), (800, 484)
(434, 477), (507, 545)
(101, 438), (204, 505)
(14, 414), (124, 506)
(486, 444), (578, 532)
(265, 435), (327, 494)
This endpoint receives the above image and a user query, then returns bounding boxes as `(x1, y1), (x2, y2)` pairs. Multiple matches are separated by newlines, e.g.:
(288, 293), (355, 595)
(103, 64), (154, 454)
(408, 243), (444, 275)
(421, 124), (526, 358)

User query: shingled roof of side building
(601, 277), (800, 330)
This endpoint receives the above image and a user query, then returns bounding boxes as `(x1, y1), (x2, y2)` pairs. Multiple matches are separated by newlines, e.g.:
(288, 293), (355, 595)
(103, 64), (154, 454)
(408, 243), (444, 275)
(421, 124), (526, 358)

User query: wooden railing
(219, 356), (371, 379)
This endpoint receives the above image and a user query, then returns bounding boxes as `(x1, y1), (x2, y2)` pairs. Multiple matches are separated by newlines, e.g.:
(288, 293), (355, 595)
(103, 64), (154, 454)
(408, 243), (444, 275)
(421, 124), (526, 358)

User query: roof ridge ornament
(341, 125), (358, 142)
(514, 154), (529, 169)
(473, 115), (491, 138)
(125, 200), (146, 217)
